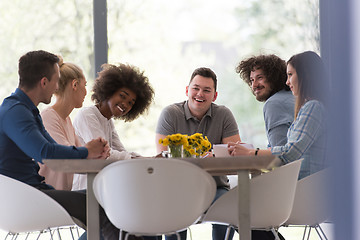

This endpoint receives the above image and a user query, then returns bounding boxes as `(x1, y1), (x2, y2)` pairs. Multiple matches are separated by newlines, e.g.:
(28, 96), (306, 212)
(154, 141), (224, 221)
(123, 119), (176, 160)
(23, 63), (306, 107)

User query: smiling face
(286, 63), (299, 97)
(186, 75), (217, 120)
(102, 87), (137, 119)
(250, 68), (273, 102)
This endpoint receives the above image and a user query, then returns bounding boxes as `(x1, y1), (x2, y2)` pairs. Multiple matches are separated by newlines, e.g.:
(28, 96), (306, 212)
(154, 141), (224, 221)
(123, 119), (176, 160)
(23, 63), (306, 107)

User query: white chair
(284, 168), (331, 240)
(202, 159), (302, 240)
(93, 158), (216, 239)
(0, 174), (79, 240)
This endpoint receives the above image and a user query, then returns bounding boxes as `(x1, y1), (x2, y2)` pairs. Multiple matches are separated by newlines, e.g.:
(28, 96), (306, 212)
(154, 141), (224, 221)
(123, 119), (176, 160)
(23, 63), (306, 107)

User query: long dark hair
(287, 51), (328, 119)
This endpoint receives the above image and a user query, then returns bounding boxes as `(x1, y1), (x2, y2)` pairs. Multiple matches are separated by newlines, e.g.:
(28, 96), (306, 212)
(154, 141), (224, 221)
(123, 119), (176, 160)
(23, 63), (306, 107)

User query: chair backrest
(0, 174), (75, 233)
(203, 159), (302, 229)
(285, 168), (330, 226)
(93, 158), (216, 235)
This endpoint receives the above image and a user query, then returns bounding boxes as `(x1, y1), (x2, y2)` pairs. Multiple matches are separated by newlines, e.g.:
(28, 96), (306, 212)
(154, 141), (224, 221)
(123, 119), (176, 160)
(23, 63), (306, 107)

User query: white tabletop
(44, 155), (280, 175)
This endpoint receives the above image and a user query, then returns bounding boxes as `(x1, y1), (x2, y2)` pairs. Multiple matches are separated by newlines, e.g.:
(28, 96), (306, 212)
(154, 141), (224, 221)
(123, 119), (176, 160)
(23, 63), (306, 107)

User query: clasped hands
(85, 137), (110, 159)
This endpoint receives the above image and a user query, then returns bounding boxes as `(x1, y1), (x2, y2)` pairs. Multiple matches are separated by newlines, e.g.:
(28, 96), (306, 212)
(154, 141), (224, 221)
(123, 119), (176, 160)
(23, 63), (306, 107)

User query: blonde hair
(56, 55), (84, 96)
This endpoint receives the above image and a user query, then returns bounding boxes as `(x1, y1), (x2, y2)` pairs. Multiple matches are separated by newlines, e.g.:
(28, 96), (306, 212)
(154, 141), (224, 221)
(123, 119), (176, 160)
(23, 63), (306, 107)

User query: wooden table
(44, 156), (280, 240)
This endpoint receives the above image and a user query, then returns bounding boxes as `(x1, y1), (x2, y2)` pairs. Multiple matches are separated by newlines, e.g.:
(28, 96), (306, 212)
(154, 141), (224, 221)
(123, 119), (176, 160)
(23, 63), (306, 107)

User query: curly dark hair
(91, 63), (155, 122)
(235, 54), (289, 95)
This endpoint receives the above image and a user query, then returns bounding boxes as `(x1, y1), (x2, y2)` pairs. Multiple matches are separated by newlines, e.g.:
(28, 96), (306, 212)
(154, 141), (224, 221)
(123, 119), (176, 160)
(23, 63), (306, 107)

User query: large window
(0, 0), (319, 155)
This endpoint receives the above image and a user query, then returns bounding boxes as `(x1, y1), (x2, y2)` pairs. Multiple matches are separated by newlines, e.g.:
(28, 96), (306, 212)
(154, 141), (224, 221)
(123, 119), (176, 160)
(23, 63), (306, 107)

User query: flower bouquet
(184, 133), (212, 158)
(158, 133), (188, 158)
(159, 133), (211, 158)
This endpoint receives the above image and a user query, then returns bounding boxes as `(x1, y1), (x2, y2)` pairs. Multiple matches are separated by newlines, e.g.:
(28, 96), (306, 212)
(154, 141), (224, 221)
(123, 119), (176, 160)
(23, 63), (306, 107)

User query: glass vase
(183, 147), (196, 158)
(168, 144), (183, 158)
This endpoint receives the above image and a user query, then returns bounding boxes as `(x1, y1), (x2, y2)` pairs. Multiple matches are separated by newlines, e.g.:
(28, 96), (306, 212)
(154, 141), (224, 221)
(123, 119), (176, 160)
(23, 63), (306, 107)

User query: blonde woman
(39, 56), (88, 190)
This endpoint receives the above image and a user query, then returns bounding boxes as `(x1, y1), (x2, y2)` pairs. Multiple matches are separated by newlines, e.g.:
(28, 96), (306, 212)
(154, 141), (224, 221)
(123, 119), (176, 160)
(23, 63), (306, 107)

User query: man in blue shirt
(236, 54), (293, 240)
(0, 50), (113, 238)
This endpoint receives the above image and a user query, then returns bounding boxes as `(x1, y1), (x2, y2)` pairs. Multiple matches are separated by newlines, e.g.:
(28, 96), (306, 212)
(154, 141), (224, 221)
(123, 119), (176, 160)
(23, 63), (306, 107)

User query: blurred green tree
(0, 0), (320, 154)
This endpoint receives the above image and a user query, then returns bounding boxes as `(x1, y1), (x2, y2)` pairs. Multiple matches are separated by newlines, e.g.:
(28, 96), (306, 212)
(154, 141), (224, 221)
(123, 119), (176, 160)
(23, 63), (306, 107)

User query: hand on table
(85, 137), (109, 159)
(227, 141), (253, 156)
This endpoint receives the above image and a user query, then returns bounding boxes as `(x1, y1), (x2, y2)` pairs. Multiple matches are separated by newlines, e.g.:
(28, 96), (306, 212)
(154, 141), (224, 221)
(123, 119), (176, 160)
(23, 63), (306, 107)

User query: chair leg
(119, 230), (131, 240)
(306, 227), (312, 240)
(56, 228), (62, 240)
(71, 226), (81, 240)
(224, 226), (232, 240)
(48, 228), (55, 240)
(119, 230), (124, 240)
(124, 231), (130, 240)
(315, 224), (329, 240)
(187, 227), (193, 240)
(69, 227), (75, 240)
(7, 233), (18, 240)
(270, 228), (281, 240)
(4, 232), (16, 240)
(24, 232), (30, 240)
(75, 226), (81, 238)
(301, 225), (307, 240)
(301, 225), (313, 240)
(3, 232), (10, 240)
(175, 232), (181, 240)
(4, 232), (10, 240)
(35, 231), (43, 240)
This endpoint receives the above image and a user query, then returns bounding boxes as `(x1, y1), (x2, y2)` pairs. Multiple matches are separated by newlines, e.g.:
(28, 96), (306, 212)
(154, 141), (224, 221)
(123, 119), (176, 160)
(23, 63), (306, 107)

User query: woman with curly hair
(72, 63), (154, 190)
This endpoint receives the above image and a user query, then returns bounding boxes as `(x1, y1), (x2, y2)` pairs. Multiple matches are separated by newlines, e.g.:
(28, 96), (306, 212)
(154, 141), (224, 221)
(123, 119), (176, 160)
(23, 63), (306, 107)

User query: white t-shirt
(72, 105), (139, 190)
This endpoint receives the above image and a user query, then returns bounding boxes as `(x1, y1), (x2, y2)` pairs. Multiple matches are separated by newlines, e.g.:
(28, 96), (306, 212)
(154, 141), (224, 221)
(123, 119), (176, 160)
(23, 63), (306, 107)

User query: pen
(201, 152), (210, 158)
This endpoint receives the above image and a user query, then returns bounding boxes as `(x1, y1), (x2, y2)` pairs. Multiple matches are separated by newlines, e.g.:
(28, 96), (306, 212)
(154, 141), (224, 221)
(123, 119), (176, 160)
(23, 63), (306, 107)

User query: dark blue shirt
(0, 88), (88, 188)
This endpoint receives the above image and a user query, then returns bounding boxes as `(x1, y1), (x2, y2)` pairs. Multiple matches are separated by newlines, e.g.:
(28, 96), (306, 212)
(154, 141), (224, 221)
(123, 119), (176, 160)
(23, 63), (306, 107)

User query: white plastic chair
(93, 158), (216, 239)
(0, 174), (79, 240)
(202, 159), (302, 240)
(284, 168), (331, 240)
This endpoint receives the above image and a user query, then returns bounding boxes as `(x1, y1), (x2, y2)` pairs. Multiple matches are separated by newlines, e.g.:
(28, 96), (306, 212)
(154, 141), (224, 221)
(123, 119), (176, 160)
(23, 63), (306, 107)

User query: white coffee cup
(212, 144), (230, 157)
(213, 143), (254, 157)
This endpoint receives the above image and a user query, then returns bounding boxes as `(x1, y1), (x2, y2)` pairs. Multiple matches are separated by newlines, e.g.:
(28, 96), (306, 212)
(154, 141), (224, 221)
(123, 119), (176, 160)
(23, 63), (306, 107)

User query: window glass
(0, 0), (319, 155)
